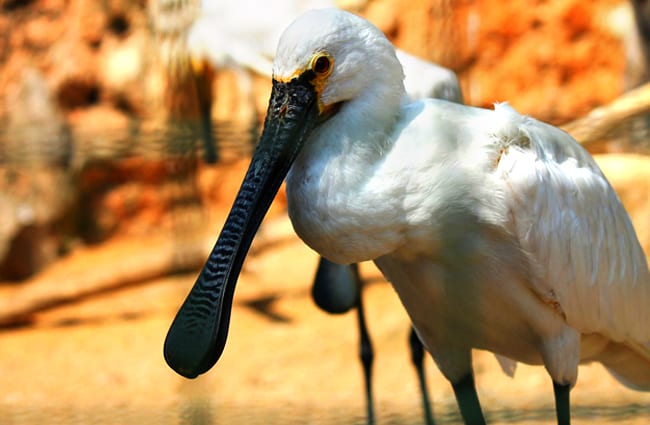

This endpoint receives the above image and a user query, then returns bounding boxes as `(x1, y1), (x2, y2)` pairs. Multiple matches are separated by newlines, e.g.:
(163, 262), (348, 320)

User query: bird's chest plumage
(283, 100), (514, 266)
(286, 151), (406, 264)
(285, 140), (492, 264)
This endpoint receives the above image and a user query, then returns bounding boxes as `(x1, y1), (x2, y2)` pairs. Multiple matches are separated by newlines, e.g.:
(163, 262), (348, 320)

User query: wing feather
(493, 108), (650, 343)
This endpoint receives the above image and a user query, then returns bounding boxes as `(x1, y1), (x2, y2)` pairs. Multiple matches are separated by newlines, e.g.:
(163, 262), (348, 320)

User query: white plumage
(277, 6), (650, 406)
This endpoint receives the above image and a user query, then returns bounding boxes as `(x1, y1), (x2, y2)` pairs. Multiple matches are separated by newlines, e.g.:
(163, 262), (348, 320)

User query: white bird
(165, 8), (650, 425)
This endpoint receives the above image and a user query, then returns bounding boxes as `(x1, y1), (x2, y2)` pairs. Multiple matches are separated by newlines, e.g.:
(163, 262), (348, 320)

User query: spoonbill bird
(165, 8), (650, 424)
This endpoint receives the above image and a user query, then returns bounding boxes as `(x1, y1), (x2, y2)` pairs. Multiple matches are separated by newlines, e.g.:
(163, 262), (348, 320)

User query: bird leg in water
(354, 264), (436, 425)
(314, 259), (437, 424)
(553, 381), (571, 425)
(451, 374), (486, 425)
(409, 328), (435, 425)
(354, 264), (376, 425)
(312, 259), (376, 424)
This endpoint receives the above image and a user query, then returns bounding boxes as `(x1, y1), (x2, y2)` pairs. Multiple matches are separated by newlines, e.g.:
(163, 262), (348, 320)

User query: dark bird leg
(354, 265), (376, 425)
(451, 373), (486, 425)
(409, 328), (435, 425)
(313, 258), (437, 425)
(312, 258), (375, 424)
(553, 381), (571, 425)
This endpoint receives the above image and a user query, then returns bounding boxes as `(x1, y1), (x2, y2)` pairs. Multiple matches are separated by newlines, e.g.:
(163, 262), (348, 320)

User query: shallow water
(2, 401), (649, 425)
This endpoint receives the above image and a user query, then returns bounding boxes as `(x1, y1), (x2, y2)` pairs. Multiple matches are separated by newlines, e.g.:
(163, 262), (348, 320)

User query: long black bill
(164, 72), (319, 378)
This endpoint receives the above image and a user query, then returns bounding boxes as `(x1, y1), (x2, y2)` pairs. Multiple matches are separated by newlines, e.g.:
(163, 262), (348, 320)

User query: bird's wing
(492, 104), (650, 343)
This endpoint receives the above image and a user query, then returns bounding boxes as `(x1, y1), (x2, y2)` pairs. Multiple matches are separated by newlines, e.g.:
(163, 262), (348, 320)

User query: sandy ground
(0, 214), (649, 425)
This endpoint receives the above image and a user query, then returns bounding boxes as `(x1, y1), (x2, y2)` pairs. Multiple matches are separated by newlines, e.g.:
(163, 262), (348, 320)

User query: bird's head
(272, 8), (403, 120)
(164, 8), (403, 378)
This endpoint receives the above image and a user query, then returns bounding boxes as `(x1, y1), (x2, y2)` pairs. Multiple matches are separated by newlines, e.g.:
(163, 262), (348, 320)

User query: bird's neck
(284, 80), (407, 264)
(304, 78), (405, 168)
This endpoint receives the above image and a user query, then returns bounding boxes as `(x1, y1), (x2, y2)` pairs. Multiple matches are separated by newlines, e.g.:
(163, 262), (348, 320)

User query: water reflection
(0, 117), (257, 167)
(179, 398), (214, 425)
(1, 401), (649, 425)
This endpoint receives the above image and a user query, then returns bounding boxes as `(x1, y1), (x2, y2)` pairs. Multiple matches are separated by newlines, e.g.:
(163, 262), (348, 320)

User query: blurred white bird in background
(188, 2), (462, 102)
(165, 8), (650, 425)
(187, 0), (332, 76)
(186, 0), (336, 145)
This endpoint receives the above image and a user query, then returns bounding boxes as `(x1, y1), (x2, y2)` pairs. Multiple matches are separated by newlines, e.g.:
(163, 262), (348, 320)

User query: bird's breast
(286, 152), (407, 264)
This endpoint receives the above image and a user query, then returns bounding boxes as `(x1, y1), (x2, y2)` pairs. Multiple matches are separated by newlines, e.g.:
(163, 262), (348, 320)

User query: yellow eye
(311, 53), (333, 76)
